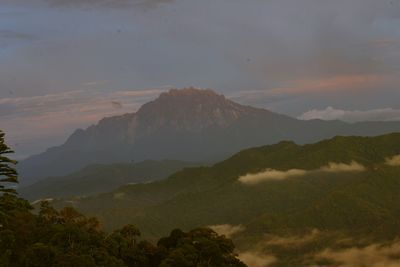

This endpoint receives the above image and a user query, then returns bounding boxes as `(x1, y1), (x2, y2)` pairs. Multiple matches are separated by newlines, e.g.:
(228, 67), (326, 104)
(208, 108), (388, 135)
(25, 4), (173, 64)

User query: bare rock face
(18, 88), (400, 184)
(135, 87), (259, 132)
(65, 87), (265, 150)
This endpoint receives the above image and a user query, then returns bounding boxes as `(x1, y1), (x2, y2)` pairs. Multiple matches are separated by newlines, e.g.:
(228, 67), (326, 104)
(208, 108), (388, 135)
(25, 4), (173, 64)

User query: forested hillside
(18, 88), (400, 185)
(57, 133), (400, 266)
(20, 160), (199, 201)
(0, 130), (245, 267)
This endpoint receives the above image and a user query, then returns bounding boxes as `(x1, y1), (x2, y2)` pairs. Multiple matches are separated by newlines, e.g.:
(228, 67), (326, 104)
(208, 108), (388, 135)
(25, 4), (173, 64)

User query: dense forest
(0, 130), (245, 267)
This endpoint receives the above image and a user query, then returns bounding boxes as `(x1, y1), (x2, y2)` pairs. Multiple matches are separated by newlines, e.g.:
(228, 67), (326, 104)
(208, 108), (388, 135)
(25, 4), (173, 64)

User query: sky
(1, 0), (400, 158)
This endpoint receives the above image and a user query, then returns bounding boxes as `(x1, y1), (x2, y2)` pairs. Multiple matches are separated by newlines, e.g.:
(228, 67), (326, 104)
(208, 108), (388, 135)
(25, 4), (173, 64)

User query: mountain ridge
(50, 133), (400, 266)
(18, 87), (400, 185)
(19, 160), (200, 201)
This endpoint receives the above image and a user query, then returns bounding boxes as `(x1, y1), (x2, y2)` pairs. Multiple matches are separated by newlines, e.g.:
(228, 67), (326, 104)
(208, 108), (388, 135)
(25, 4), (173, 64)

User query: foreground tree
(157, 228), (246, 267)
(0, 132), (33, 266)
(0, 130), (18, 195)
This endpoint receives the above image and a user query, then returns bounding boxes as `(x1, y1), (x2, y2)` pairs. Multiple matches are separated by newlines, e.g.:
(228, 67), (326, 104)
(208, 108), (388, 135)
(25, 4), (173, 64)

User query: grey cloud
(0, 88), (165, 158)
(2, 0), (400, 155)
(43, 0), (174, 9)
(0, 30), (35, 41)
(238, 0), (400, 84)
(111, 101), (123, 109)
(0, 102), (18, 116)
(299, 107), (400, 122)
(314, 240), (400, 267)
(0, 30), (36, 48)
(1, 0), (174, 10)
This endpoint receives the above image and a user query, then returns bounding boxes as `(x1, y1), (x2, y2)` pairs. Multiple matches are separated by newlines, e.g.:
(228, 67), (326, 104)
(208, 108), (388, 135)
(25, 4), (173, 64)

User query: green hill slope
(20, 160), (199, 200)
(54, 133), (400, 266)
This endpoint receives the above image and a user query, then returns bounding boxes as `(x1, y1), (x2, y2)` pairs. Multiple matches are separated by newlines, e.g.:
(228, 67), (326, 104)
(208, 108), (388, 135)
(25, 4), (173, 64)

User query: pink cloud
(0, 88), (167, 158)
(269, 74), (388, 95)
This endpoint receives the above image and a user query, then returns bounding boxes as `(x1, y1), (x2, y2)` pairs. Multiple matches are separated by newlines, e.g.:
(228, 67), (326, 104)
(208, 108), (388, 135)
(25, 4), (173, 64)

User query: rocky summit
(18, 88), (400, 184)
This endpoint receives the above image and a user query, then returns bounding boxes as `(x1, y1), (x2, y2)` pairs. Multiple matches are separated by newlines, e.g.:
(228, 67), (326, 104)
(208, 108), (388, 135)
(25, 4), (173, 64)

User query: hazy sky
(1, 0), (400, 158)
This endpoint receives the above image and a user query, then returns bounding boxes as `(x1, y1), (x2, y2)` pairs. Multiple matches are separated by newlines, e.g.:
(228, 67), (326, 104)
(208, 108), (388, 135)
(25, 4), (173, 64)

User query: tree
(107, 224), (144, 266)
(157, 228), (246, 267)
(120, 224), (141, 247)
(0, 132), (246, 267)
(0, 130), (18, 195)
(0, 131), (29, 227)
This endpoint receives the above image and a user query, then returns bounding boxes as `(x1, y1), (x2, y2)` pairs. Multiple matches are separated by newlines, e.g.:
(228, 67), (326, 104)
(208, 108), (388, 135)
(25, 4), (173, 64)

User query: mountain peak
(160, 87), (224, 99)
(18, 87), (400, 184)
(136, 88), (253, 131)
(155, 87), (227, 104)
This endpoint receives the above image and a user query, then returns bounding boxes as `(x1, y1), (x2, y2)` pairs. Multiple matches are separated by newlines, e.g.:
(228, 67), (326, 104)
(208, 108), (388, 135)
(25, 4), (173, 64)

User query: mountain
(19, 160), (199, 201)
(18, 88), (400, 185)
(52, 133), (400, 266)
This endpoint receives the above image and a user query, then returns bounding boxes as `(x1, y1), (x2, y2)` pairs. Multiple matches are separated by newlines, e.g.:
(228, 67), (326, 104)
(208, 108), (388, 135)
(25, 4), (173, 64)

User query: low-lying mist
(238, 161), (366, 185)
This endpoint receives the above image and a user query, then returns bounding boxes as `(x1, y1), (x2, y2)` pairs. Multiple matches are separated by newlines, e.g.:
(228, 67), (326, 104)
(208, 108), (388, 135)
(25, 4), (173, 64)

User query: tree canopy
(0, 130), (18, 195)
(0, 201), (246, 267)
(0, 130), (246, 267)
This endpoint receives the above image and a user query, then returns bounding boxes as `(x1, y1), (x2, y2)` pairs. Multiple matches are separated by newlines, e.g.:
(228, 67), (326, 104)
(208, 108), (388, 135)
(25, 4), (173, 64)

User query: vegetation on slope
(19, 160), (199, 201)
(0, 130), (245, 267)
(59, 133), (400, 266)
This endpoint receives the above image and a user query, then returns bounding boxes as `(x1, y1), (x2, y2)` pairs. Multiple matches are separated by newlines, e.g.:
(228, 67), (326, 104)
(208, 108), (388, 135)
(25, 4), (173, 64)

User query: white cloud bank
(238, 169), (307, 185)
(209, 224), (276, 266)
(238, 252), (277, 267)
(386, 155), (400, 167)
(209, 224), (245, 238)
(298, 107), (400, 123)
(239, 231), (400, 266)
(237, 229), (320, 267)
(262, 229), (321, 248)
(239, 161), (366, 185)
(320, 161), (366, 173)
(314, 240), (400, 267)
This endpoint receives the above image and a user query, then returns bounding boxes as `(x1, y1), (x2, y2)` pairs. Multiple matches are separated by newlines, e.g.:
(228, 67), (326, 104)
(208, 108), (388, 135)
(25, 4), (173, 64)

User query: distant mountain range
(19, 160), (199, 201)
(18, 88), (400, 185)
(53, 133), (400, 266)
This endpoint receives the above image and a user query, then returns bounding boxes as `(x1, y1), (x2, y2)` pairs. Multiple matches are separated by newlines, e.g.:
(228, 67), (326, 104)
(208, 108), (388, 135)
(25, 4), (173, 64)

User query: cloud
(238, 169), (307, 185)
(369, 38), (398, 48)
(81, 80), (110, 86)
(239, 161), (366, 185)
(274, 75), (387, 95)
(208, 224), (245, 238)
(0, 30), (36, 48)
(238, 231), (400, 266)
(0, 88), (166, 159)
(2, 0), (400, 157)
(0, 30), (35, 41)
(0, 102), (18, 116)
(320, 161), (366, 173)
(111, 101), (123, 109)
(314, 240), (400, 267)
(237, 229), (321, 267)
(298, 107), (400, 122)
(386, 155), (400, 167)
(3, 0), (400, 112)
(232, 74), (390, 100)
(238, 252), (276, 267)
(3, 0), (174, 9)
(43, 0), (174, 9)
(261, 229), (321, 248)
(229, 73), (400, 115)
